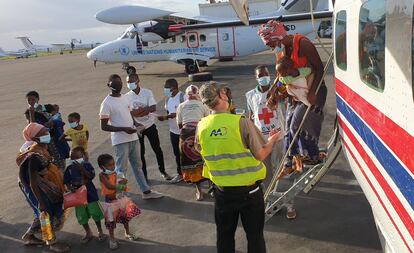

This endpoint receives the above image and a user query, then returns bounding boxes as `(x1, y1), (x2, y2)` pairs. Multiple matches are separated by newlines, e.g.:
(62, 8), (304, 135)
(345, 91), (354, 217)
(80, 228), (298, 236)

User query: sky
(0, 0), (205, 50)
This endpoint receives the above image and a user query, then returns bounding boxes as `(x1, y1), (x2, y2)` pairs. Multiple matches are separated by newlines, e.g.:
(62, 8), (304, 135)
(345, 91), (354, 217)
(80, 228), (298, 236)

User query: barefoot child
(98, 154), (141, 250)
(63, 147), (106, 244)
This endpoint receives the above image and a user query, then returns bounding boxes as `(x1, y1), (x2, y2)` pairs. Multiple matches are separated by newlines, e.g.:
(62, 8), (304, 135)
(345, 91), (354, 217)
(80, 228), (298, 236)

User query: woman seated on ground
(16, 122), (69, 253)
(176, 85), (211, 200)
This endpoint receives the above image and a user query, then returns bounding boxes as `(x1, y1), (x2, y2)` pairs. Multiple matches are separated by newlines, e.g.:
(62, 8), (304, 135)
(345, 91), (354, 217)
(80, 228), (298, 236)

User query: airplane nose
(87, 47), (101, 60)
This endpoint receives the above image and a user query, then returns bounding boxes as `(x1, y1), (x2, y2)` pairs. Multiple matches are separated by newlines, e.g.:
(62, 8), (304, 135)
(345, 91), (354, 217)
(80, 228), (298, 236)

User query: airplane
(226, 0), (413, 252)
(86, 0), (332, 75)
(0, 47), (36, 59)
(16, 36), (101, 53)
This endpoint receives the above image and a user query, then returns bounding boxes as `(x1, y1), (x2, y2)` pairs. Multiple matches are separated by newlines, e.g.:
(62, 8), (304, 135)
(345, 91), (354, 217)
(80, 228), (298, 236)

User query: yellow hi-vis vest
(197, 113), (266, 186)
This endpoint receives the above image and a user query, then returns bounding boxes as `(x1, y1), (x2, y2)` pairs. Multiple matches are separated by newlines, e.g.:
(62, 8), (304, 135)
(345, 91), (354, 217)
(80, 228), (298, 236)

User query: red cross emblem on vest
(258, 108), (274, 125)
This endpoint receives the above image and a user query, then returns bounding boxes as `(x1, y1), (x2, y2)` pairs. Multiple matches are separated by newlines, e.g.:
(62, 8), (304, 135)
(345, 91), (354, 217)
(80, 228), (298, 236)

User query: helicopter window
(335, 11), (347, 71)
(359, 0), (386, 92)
(189, 34), (196, 43)
(200, 34), (207, 42)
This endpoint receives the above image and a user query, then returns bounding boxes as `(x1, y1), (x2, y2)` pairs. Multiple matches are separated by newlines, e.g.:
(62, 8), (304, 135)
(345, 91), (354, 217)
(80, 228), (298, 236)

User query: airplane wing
(171, 10), (332, 30)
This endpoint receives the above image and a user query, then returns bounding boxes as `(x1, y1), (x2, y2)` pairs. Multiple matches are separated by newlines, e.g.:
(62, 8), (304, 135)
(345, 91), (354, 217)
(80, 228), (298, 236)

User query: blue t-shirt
(63, 162), (99, 203)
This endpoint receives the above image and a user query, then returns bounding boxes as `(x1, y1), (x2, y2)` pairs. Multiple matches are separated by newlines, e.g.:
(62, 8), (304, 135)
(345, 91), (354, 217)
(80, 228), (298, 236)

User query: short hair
(165, 78), (178, 88)
(199, 81), (228, 109)
(128, 73), (138, 80)
(255, 65), (268, 74)
(71, 146), (85, 155)
(68, 112), (81, 120)
(108, 74), (122, 84)
(26, 91), (39, 98)
(97, 154), (114, 167)
(43, 104), (55, 113)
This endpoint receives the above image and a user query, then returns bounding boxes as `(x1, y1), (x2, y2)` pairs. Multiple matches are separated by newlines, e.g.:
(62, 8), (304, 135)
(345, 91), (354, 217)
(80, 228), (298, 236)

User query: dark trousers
(214, 185), (266, 253)
(139, 124), (166, 179)
(169, 132), (182, 175)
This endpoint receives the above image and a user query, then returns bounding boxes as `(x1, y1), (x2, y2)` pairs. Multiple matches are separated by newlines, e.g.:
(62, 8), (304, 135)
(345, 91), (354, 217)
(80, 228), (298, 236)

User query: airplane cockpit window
(200, 34), (207, 42)
(359, 0), (386, 92)
(189, 34), (196, 43)
(180, 35), (186, 43)
(335, 10), (347, 71)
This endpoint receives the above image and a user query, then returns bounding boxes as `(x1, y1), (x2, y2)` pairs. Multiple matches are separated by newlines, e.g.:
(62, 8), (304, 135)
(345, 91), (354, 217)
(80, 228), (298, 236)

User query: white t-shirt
(165, 91), (185, 135)
(125, 88), (157, 129)
(176, 100), (210, 126)
(246, 87), (284, 139)
(99, 95), (138, 146)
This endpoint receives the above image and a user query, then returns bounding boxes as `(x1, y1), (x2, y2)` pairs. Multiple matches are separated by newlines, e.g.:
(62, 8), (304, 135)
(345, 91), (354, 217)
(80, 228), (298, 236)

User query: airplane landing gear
(185, 60), (199, 74)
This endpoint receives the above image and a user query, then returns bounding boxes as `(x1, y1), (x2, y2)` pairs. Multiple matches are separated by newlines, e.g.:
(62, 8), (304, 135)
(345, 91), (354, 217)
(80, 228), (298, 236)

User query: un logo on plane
(119, 46), (130, 56)
(210, 127), (228, 137)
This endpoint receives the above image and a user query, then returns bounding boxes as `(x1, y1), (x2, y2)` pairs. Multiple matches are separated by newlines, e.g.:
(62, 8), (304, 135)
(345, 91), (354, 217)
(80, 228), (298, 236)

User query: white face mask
(103, 169), (115, 175)
(127, 82), (137, 90)
(75, 158), (84, 164)
(39, 133), (51, 144)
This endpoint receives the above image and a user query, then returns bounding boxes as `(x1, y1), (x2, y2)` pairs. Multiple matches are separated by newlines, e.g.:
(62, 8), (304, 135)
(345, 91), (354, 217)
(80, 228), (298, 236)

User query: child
(63, 147), (106, 244)
(60, 112), (89, 159)
(98, 154), (141, 250)
(276, 56), (313, 106)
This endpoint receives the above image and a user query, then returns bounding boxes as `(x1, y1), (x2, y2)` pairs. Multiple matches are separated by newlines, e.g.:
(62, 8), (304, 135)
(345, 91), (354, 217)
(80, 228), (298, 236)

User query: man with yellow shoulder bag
(195, 82), (281, 253)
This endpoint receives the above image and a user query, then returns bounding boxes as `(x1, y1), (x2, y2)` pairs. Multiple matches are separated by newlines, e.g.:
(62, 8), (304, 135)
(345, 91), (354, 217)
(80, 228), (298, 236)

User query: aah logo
(119, 46), (130, 56)
(210, 127), (228, 137)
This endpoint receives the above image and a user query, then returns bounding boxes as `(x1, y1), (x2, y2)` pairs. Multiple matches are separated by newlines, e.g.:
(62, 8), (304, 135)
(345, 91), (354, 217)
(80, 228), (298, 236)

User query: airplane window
(200, 34), (207, 42)
(335, 11), (347, 71)
(169, 37), (176, 43)
(222, 33), (229, 41)
(359, 0), (386, 92)
(189, 35), (196, 43)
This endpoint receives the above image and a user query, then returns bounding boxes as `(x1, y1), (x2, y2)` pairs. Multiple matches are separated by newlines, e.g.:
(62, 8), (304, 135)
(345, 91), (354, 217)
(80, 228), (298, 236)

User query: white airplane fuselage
(87, 20), (320, 65)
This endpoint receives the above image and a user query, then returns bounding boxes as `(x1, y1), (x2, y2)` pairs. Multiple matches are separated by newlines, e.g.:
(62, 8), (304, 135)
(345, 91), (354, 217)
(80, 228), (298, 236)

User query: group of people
(16, 20), (327, 253)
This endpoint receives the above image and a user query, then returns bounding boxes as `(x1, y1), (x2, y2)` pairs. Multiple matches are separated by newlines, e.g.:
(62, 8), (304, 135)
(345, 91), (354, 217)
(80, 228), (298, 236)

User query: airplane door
(217, 27), (235, 58)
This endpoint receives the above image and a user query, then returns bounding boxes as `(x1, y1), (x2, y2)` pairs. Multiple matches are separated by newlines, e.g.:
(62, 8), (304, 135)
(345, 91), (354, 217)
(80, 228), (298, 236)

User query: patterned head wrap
(258, 20), (287, 45)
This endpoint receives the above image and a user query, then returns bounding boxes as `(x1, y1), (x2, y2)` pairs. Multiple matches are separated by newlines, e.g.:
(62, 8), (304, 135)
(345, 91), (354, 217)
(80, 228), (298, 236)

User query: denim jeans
(114, 140), (150, 193)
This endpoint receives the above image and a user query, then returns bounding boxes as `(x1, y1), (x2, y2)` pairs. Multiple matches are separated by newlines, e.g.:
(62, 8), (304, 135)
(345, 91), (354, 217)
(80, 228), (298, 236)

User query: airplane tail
(0, 47), (6, 56)
(16, 36), (34, 49)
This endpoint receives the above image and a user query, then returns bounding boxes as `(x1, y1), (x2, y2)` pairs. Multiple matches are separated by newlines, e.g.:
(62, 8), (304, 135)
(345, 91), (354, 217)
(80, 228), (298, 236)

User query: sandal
(109, 240), (119, 250)
(98, 232), (107, 242)
(49, 242), (70, 253)
(125, 233), (138, 241)
(286, 207), (297, 220)
(80, 233), (93, 244)
(277, 167), (295, 180)
(22, 233), (44, 246)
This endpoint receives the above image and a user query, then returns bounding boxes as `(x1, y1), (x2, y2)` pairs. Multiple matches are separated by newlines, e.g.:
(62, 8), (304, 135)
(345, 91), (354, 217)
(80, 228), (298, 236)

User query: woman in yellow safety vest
(195, 82), (281, 253)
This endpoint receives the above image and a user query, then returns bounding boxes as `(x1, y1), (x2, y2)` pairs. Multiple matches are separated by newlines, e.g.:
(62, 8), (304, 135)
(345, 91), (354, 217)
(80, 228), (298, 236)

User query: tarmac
(0, 50), (382, 253)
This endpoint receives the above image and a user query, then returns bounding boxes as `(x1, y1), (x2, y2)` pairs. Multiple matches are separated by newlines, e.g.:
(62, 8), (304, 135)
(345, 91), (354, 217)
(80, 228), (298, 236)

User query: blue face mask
(69, 122), (78, 129)
(39, 134), (51, 144)
(275, 44), (285, 53)
(51, 113), (62, 121)
(164, 88), (172, 97)
(127, 82), (137, 90)
(257, 76), (271, 86)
